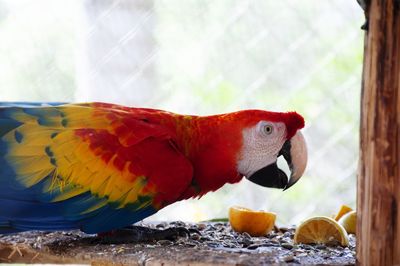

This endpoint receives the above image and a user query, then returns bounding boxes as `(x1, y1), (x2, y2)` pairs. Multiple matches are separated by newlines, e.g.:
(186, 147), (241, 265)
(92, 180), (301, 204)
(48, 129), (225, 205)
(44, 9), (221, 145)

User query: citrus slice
(334, 205), (353, 221)
(228, 206), (276, 236)
(338, 210), (356, 234)
(294, 216), (349, 246)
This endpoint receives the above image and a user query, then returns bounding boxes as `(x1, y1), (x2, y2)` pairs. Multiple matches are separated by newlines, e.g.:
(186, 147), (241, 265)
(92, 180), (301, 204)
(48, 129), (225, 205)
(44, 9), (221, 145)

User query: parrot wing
(0, 103), (193, 233)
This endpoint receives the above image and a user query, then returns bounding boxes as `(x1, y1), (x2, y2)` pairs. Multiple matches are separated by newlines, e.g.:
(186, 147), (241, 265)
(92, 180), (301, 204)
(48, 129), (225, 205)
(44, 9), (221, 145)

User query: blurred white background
(0, 0), (364, 226)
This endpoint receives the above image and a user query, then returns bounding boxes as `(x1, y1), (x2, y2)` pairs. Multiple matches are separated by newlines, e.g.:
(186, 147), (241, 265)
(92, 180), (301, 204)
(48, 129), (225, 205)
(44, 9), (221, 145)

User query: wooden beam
(358, 0), (400, 265)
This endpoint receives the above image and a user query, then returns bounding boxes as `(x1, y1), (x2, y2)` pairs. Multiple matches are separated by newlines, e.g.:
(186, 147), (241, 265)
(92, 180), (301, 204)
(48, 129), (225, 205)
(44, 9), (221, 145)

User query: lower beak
(246, 131), (307, 190)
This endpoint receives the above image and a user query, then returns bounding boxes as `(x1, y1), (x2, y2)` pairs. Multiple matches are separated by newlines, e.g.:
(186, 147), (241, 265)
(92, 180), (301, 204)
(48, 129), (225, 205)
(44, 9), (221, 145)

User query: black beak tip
(283, 177), (300, 191)
(246, 162), (288, 189)
(282, 184), (291, 191)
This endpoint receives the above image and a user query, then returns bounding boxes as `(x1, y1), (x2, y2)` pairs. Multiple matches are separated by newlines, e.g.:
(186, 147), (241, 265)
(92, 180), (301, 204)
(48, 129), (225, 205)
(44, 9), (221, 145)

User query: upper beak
(246, 131), (307, 190)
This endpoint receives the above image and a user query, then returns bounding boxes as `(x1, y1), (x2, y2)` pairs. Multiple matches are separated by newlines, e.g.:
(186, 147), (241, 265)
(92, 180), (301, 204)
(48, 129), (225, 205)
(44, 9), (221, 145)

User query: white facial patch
(237, 121), (287, 177)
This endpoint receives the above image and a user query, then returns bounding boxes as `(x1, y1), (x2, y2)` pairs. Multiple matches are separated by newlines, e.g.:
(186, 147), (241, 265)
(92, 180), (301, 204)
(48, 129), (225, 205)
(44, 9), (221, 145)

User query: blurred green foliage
(0, 0), (76, 101)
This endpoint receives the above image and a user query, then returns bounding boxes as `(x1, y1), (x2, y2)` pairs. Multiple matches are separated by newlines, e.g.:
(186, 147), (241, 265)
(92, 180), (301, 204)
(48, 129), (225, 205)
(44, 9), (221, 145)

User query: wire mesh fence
(0, 0), (364, 225)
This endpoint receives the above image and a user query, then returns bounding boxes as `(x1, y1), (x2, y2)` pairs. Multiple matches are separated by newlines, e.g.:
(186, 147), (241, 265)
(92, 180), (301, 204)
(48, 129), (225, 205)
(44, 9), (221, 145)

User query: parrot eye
(257, 122), (274, 136)
(263, 125), (273, 135)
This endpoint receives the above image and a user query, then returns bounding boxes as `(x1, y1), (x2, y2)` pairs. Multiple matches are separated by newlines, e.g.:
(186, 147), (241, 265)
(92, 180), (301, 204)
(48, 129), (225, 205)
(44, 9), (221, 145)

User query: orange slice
(294, 216), (349, 246)
(338, 210), (356, 234)
(334, 205), (353, 221)
(228, 206), (276, 236)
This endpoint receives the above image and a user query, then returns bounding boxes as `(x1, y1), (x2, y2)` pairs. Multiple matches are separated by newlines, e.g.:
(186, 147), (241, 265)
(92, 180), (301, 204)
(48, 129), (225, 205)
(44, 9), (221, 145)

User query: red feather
(76, 105), (304, 202)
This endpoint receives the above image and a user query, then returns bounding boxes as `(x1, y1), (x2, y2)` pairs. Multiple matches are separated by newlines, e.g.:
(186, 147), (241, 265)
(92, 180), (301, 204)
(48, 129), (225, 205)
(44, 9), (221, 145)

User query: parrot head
(235, 111), (307, 190)
(185, 110), (307, 197)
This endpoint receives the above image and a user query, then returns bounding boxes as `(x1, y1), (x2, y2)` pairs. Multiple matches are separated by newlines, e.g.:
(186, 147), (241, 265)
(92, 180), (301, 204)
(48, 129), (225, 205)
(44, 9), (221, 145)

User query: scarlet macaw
(0, 102), (307, 240)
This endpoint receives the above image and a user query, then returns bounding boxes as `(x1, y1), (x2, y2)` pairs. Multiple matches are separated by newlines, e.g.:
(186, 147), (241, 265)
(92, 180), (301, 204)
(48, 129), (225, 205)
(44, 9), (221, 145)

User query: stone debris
(0, 221), (356, 265)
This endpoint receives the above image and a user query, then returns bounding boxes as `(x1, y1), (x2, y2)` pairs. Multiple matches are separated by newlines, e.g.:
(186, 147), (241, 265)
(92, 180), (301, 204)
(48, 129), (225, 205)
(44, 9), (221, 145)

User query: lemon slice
(338, 210), (356, 234)
(294, 216), (349, 246)
(334, 205), (353, 221)
(228, 206), (276, 237)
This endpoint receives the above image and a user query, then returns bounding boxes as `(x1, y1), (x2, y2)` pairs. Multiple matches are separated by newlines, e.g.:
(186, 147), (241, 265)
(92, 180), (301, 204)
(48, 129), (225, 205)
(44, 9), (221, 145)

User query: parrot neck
(176, 115), (245, 200)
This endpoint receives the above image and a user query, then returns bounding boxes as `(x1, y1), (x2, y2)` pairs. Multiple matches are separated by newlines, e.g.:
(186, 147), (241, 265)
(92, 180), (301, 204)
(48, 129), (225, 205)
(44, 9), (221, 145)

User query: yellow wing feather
(3, 106), (155, 212)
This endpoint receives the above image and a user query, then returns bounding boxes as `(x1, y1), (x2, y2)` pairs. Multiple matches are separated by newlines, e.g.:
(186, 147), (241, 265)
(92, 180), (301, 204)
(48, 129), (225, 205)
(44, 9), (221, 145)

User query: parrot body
(0, 102), (306, 234)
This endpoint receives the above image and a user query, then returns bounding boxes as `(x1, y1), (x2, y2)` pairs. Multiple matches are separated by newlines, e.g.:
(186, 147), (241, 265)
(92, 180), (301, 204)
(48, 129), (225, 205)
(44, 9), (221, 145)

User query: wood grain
(358, 0), (400, 265)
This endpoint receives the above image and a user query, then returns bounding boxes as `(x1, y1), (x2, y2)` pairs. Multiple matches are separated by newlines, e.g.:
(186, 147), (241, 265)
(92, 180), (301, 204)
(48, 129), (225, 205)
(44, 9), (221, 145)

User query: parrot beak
(246, 131), (307, 190)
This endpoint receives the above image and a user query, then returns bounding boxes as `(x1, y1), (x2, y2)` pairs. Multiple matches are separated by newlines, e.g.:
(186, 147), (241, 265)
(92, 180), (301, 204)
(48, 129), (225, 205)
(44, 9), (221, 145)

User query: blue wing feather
(0, 102), (67, 107)
(0, 102), (158, 234)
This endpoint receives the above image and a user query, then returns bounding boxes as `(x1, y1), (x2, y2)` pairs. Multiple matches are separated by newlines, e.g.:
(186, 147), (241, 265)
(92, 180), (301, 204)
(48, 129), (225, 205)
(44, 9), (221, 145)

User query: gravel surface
(0, 221), (356, 265)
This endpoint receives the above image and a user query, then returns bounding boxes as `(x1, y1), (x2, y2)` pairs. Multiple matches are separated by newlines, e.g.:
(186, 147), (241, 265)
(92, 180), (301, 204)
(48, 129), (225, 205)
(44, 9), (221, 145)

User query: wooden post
(358, 0), (400, 265)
